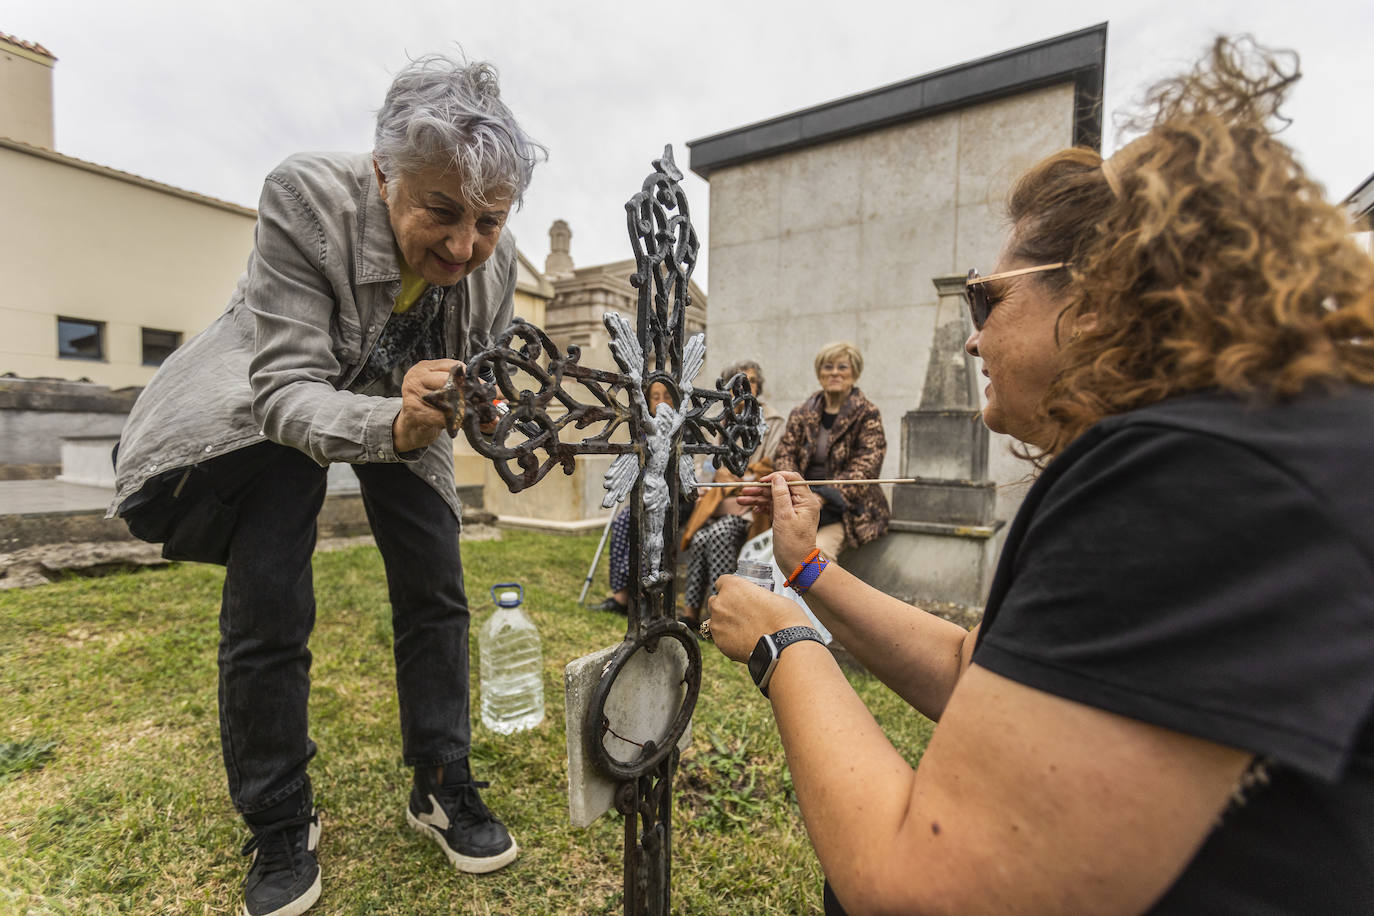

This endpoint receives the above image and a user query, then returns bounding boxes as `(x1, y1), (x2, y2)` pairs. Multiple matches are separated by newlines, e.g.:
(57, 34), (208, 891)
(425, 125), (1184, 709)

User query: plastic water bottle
(478, 583), (545, 735)
(734, 559), (776, 592)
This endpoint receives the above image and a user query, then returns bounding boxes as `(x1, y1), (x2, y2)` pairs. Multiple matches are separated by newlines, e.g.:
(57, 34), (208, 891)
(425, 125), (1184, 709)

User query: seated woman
(706, 38), (1374, 915)
(772, 342), (889, 561)
(678, 360), (783, 627)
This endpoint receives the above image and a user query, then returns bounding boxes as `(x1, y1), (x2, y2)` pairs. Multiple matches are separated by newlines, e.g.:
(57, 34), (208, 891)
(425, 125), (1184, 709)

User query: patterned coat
(774, 387), (890, 548)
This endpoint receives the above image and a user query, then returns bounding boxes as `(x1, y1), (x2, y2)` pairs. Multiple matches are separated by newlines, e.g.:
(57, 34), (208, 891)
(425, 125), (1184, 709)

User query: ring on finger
(699, 619), (712, 641)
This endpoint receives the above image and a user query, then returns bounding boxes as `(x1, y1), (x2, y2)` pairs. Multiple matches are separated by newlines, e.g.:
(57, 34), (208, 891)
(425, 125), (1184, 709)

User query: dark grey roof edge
(688, 23), (1108, 179)
(1345, 171), (1374, 220)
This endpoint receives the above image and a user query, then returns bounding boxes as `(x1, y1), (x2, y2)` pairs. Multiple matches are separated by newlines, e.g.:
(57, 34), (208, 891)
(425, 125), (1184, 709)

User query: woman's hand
(706, 574), (812, 663)
(757, 471), (821, 572)
(394, 359), (463, 453)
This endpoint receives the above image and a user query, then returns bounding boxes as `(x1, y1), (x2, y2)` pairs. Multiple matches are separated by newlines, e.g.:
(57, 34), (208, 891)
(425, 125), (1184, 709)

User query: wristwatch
(748, 626), (825, 698)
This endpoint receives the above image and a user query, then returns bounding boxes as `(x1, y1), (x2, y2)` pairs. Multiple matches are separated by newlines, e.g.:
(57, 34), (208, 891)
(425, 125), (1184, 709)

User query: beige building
(0, 31), (53, 149)
(1, 28), (555, 500)
(540, 218), (706, 372)
(688, 25), (1108, 607)
(1, 33), (258, 388)
(0, 30), (553, 392)
(1348, 171), (1373, 255)
(1, 136), (260, 387)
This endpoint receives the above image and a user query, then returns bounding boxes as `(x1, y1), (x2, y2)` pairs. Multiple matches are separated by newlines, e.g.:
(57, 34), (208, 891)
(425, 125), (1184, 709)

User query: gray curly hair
(373, 53), (547, 208)
(721, 359), (764, 394)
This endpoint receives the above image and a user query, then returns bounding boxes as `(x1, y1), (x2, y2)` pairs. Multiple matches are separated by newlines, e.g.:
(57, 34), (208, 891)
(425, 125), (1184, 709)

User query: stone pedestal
(845, 275), (1002, 613)
(482, 453), (616, 531)
(56, 435), (121, 488)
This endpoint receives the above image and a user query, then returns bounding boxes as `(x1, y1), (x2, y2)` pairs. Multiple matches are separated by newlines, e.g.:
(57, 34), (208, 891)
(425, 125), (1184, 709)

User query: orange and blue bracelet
(783, 548), (829, 593)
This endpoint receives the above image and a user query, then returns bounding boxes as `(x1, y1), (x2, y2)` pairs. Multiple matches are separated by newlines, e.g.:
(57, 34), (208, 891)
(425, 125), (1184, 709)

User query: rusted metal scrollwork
(585, 618), (701, 782)
(423, 318), (636, 491)
(616, 756), (677, 914)
(440, 145), (764, 916)
(625, 145), (698, 380)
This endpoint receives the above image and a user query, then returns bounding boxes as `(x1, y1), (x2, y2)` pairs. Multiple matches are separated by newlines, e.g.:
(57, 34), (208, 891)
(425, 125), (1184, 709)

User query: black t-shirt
(973, 387), (1374, 914)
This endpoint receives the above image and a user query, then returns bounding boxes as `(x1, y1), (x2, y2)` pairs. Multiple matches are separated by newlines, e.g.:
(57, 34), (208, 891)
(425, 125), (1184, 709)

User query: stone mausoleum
(687, 25), (1107, 609)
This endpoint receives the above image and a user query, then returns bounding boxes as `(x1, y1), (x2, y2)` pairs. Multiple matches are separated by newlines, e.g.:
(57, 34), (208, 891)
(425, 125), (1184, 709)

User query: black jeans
(211, 443), (472, 816)
(823, 879), (849, 915)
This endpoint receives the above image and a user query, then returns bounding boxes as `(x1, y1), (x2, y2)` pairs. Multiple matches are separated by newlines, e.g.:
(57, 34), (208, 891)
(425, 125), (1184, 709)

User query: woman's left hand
(706, 575), (811, 663)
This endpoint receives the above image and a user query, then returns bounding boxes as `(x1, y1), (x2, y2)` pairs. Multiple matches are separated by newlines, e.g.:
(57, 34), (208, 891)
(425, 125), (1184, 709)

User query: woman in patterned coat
(773, 342), (889, 559)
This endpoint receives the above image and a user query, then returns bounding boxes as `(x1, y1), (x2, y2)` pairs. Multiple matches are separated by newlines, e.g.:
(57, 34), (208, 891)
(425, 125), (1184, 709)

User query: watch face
(748, 635), (775, 688)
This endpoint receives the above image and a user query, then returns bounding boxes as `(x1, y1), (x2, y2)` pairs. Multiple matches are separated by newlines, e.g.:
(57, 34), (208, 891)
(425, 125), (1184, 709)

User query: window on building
(57, 317), (105, 361)
(141, 327), (182, 366)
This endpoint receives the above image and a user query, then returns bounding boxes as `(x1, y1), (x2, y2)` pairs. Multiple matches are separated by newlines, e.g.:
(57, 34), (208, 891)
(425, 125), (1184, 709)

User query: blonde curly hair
(1007, 36), (1374, 459)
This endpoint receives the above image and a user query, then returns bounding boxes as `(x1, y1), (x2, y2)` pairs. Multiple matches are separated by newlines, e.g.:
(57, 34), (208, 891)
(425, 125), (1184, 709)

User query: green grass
(0, 529), (934, 914)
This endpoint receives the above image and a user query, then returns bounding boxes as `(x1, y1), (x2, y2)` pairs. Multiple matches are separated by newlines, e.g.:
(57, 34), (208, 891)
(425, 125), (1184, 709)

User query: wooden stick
(695, 477), (918, 488)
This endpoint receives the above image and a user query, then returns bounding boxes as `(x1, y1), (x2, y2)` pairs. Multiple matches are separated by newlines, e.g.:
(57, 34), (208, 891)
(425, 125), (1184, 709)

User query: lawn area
(0, 528), (935, 914)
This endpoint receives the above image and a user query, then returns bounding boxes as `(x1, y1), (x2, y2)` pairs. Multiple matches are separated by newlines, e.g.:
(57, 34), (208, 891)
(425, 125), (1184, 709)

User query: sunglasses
(964, 263), (1067, 329)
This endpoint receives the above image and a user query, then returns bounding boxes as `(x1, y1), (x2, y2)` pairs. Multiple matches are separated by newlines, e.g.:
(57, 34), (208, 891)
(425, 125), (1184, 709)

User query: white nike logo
(417, 793), (450, 831)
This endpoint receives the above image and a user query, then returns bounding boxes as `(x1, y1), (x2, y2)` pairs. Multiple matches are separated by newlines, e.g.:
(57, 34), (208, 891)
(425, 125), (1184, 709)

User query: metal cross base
(427, 146), (765, 914)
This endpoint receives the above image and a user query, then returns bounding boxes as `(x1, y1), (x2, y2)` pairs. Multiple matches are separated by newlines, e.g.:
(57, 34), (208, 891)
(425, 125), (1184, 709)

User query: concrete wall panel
(705, 79), (1080, 531)
(709, 161), (781, 248)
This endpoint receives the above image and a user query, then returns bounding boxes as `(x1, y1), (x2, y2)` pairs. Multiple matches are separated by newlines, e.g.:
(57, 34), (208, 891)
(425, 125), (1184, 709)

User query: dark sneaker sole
(241, 871), (320, 916)
(405, 807), (519, 874)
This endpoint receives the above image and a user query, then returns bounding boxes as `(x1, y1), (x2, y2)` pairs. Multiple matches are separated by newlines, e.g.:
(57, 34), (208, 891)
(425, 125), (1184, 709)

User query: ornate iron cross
(425, 145), (764, 914)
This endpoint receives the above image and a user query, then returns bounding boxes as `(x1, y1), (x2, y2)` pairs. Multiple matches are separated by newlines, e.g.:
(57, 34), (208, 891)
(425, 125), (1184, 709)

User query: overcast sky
(5, 0), (1371, 287)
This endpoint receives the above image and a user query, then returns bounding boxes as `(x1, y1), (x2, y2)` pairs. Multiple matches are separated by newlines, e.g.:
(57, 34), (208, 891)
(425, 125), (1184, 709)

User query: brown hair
(1009, 36), (1374, 458)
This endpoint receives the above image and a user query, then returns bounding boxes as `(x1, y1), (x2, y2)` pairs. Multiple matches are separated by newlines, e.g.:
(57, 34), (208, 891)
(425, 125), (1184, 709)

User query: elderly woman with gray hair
(110, 54), (543, 915)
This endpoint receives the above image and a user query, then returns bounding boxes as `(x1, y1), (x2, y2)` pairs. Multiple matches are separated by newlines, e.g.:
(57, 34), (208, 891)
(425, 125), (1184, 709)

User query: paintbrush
(694, 477), (919, 488)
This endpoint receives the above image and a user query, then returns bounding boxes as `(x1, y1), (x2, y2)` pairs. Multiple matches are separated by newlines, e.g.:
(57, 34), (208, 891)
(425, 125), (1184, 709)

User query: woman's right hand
(394, 359), (462, 453)
(762, 470), (820, 572)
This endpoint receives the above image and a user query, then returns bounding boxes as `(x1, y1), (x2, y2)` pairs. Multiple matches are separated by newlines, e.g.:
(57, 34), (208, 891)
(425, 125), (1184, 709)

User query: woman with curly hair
(705, 37), (1374, 915)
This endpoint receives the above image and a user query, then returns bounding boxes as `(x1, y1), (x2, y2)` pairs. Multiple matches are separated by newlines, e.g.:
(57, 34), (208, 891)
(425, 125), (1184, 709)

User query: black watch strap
(752, 626), (824, 697)
(772, 625), (824, 654)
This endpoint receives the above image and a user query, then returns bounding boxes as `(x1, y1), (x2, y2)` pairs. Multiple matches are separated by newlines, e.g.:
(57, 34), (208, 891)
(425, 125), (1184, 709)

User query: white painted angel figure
(601, 311), (704, 582)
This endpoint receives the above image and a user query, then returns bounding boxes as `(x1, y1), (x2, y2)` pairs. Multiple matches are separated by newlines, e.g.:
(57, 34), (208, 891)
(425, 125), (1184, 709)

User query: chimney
(545, 219), (574, 277)
(0, 31), (56, 149)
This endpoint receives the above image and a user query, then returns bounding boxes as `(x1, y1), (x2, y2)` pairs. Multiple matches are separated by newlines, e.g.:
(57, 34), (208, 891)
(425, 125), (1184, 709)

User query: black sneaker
(407, 761), (518, 873)
(240, 808), (321, 916)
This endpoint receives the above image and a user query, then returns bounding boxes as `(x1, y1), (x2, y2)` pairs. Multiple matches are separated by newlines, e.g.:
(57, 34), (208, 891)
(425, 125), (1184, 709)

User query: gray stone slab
(58, 436), (121, 487)
(845, 523), (1004, 608)
(0, 479), (116, 515)
(891, 480), (996, 525)
(564, 640), (692, 828)
(902, 410), (989, 480)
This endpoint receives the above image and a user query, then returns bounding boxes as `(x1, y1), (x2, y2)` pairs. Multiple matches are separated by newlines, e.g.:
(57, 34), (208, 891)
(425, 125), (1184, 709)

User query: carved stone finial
(546, 219), (574, 277)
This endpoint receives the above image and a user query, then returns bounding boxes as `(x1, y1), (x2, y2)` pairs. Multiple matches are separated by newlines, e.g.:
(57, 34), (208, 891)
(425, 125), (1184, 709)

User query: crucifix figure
(601, 310), (706, 584)
(424, 145), (765, 914)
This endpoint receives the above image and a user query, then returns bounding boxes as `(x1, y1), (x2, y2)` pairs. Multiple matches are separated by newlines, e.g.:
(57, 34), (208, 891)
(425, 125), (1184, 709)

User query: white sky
(5, 0), (1371, 288)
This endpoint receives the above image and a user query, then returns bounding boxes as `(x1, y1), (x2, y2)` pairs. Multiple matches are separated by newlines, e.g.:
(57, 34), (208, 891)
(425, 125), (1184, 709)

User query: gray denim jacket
(108, 151), (516, 521)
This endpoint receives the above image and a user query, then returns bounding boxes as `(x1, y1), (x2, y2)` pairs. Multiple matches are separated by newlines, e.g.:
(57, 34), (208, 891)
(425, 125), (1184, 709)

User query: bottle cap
(498, 590), (521, 607)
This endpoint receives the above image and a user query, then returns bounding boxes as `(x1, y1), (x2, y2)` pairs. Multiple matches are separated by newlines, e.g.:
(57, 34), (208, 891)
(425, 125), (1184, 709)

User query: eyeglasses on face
(964, 263), (1066, 329)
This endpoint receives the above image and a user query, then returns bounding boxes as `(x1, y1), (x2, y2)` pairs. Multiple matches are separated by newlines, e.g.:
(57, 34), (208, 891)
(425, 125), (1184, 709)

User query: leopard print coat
(773, 387), (890, 548)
